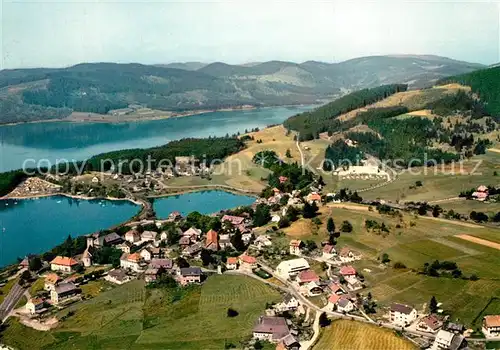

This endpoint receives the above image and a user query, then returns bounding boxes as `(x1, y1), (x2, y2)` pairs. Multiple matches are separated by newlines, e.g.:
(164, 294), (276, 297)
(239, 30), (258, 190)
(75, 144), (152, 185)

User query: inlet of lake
(0, 190), (256, 267)
(0, 105), (312, 172)
(0, 106), (305, 266)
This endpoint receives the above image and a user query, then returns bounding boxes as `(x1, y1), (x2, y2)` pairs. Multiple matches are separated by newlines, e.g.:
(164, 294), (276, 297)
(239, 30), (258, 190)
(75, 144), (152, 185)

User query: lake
(0, 105), (312, 172)
(153, 190), (256, 218)
(0, 196), (139, 267)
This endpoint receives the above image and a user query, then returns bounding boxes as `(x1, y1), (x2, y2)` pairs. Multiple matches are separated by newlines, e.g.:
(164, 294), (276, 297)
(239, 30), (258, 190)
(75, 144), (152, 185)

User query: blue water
(153, 190), (256, 218)
(0, 196), (139, 267)
(0, 106), (312, 172)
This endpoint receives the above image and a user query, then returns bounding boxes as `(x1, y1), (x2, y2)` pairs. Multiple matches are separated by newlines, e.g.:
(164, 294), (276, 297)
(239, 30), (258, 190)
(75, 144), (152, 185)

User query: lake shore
(0, 105), (258, 127)
(0, 192), (144, 207)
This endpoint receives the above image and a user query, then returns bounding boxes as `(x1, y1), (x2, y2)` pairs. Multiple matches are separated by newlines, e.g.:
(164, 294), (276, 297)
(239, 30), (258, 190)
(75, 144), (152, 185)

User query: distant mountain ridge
(0, 55), (484, 124)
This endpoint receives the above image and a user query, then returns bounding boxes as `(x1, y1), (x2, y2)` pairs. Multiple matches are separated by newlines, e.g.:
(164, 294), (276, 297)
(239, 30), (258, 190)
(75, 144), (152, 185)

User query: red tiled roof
(221, 215), (245, 225)
(328, 294), (341, 304)
(297, 270), (319, 283)
(477, 185), (488, 192)
(50, 256), (78, 267)
(227, 257), (238, 264)
(484, 315), (500, 328)
(128, 253), (141, 262)
(323, 244), (334, 253)
(206, 229), (218, 247)
(290, 239), (301, 247)
(308, 193), (321, 201)
(44, 273), (60, 284)
(339, 266), (356, 275)
(279, 176), (288, 183)
(239, 254), (257, 264)
(339, 247), (351, 257)
(328, 282), (341, 293)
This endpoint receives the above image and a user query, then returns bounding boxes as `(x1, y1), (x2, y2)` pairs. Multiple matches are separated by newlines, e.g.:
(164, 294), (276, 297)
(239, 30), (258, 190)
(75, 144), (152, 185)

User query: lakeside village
(3, 172), (500, 350)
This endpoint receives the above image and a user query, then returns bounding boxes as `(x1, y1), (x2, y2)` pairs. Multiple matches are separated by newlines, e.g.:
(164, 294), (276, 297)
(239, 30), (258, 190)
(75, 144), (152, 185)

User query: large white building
(389, 303), (417, 327)
(275, 258), (310, 279)
(431, 329), (466, 350)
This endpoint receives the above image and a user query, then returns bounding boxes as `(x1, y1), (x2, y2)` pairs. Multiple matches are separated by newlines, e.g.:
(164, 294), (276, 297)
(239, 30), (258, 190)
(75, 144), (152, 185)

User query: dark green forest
(438, 66), (500, 120)
(283, 84), (408, 140)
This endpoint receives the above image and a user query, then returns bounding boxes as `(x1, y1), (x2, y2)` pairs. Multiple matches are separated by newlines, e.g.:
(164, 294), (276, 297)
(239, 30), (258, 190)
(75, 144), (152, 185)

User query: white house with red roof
(322, 244), (336, 259)
(239, 254), (257, 272)
(50, 256), (79, 273)
(483, 315), (500, 338)
(289, 240), (302, 256)
(226, 257), (238, 270)
(472, 185), (489, 201)
(120, 252), (143, 272)
(328, 294), (354, 313)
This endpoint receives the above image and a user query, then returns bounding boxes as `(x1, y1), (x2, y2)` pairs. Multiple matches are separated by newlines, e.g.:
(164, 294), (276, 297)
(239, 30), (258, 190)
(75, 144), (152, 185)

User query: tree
(340, 220), (353, 233)
(227, 308), (239, 317)
(28, 256), (42, 272)
(285, 149), (292, 158)
(429, 296), (438, 313)
(432, 205), (441, 218)
(381, 253), (390, 264)
(327, 217), (336, 234)
(492, 212), (500, 222)
(200, 249), (214, 266)
(286, 206), (299, 222)
(303, 202), (318, 219)
(319, 312), (331, 327)
(415, 180), (423, 187)
(230, 230), (246, 252)
(418, 204), (428, 216)
(176, 257), (190, 268)
(253, 204), (271, 227)
(278, 217), (290, 229)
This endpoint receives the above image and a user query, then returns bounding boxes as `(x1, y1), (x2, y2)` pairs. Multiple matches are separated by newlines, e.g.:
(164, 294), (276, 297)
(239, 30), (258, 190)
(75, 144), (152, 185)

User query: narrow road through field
(0, 282), (26, 322)
(295, 132), (305, 168)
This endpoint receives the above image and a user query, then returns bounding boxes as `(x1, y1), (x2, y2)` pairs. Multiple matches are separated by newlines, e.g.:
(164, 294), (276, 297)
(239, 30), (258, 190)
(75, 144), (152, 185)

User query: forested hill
(0, 55), (482, 124)
(438, 66), (500, 119)
(284, 84), (408, 140)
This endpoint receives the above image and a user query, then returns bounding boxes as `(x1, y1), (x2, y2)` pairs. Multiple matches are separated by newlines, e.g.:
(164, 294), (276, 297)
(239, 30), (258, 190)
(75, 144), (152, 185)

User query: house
(274, 294), (299, 312)
(50, 256), (79, 273)
(179, 236), (191, 249)
(253, 316), (290, 343)
(322, 244), (336, 259)
(242, 232), (253, 244)
(50, 282), (81, 305)
(432, 329), (467, 350)
(472, 185), (489, 201)
(183, 242), (202, 257)
(105, 269), (131, 285)
(145, 268), (160, 283)
(82, 248), (93, 267)
(239, 254), (257, 271)
(276, 258), (310, 279)
(307, 192), (321, 204)
(328, 294), (354, 313)
(116, 241), (132, 254)
(446, 323), (465, 334)
(26, 298), (45, 315)
(120, 253), (142, 272)
(183, 227), (202, 241)
(417, 314), (443, 333)
(221, 215), (246, 227)
(140, 248), (153, 262)
(226, 257), (238, 270)
(91, 176), (99, 183)
(339, 247), (356, 262)
(389, 303), (417, 326)
(271, 214), (281, 223)
(93, 232), (123, 247)
(19, 256), (30, 270)
(168, 211), (182, 221)
(296, 270), (319, 285)
(178, 267), (202, 286)
(483, 315), (500, 338)
(339, 265), (357, 278)
(327, 282), (343, 295)
(219, 234), (232, 249)
(301, 281), (323, 296)
(254, 235), (272, 249)
(205, 229), (219, 251)
(289, 240), (302, 256)
(279, 334), (300, 350)
(279, 176), (288, 184)
(150, 258), (173, 270)
(125, 229), (140, 243)
(141, 231), (157, 242)
(44, 273), (61, 291)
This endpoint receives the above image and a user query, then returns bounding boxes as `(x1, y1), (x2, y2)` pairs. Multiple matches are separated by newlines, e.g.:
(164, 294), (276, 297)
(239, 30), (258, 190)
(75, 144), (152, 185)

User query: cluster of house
(252, 315), (300, 349)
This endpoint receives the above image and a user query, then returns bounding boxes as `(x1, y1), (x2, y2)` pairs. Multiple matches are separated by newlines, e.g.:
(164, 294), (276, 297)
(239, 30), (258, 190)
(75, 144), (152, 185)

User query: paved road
(0, 282), (26, 322)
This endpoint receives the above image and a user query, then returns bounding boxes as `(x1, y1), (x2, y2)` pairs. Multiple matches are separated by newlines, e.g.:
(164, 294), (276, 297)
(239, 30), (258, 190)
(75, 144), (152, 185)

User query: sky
(1, 0), (499, 69)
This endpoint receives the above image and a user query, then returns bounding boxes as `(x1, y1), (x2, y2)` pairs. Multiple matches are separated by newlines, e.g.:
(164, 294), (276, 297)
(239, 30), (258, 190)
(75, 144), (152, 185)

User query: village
(4, 173), (500, 350)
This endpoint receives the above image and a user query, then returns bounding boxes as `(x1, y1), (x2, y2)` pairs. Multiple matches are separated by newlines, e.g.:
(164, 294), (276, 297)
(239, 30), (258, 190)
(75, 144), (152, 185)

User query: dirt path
(430, 237), (480, 255)
(487, 148), (500, 154)
(455, 234), (500, 251)
(327, 203), (370, 211)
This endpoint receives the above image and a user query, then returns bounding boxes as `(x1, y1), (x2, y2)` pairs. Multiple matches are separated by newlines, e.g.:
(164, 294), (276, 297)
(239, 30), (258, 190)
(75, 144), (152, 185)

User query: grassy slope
(314, 320), (416, 350)
(1, 275), (280, 350)
(281, 203), (500, 326)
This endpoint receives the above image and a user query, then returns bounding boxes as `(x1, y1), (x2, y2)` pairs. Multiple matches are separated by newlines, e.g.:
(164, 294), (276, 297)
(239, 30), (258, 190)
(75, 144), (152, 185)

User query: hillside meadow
(0, 275), (281, 350)
(282, 203), (500, 326)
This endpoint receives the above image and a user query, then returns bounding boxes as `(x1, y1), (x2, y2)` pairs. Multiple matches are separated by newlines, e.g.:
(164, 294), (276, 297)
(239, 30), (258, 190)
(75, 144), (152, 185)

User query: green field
(314, 320), (415, 350)
(282, 203), (500, 326)
(1, 275), (280, 349)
